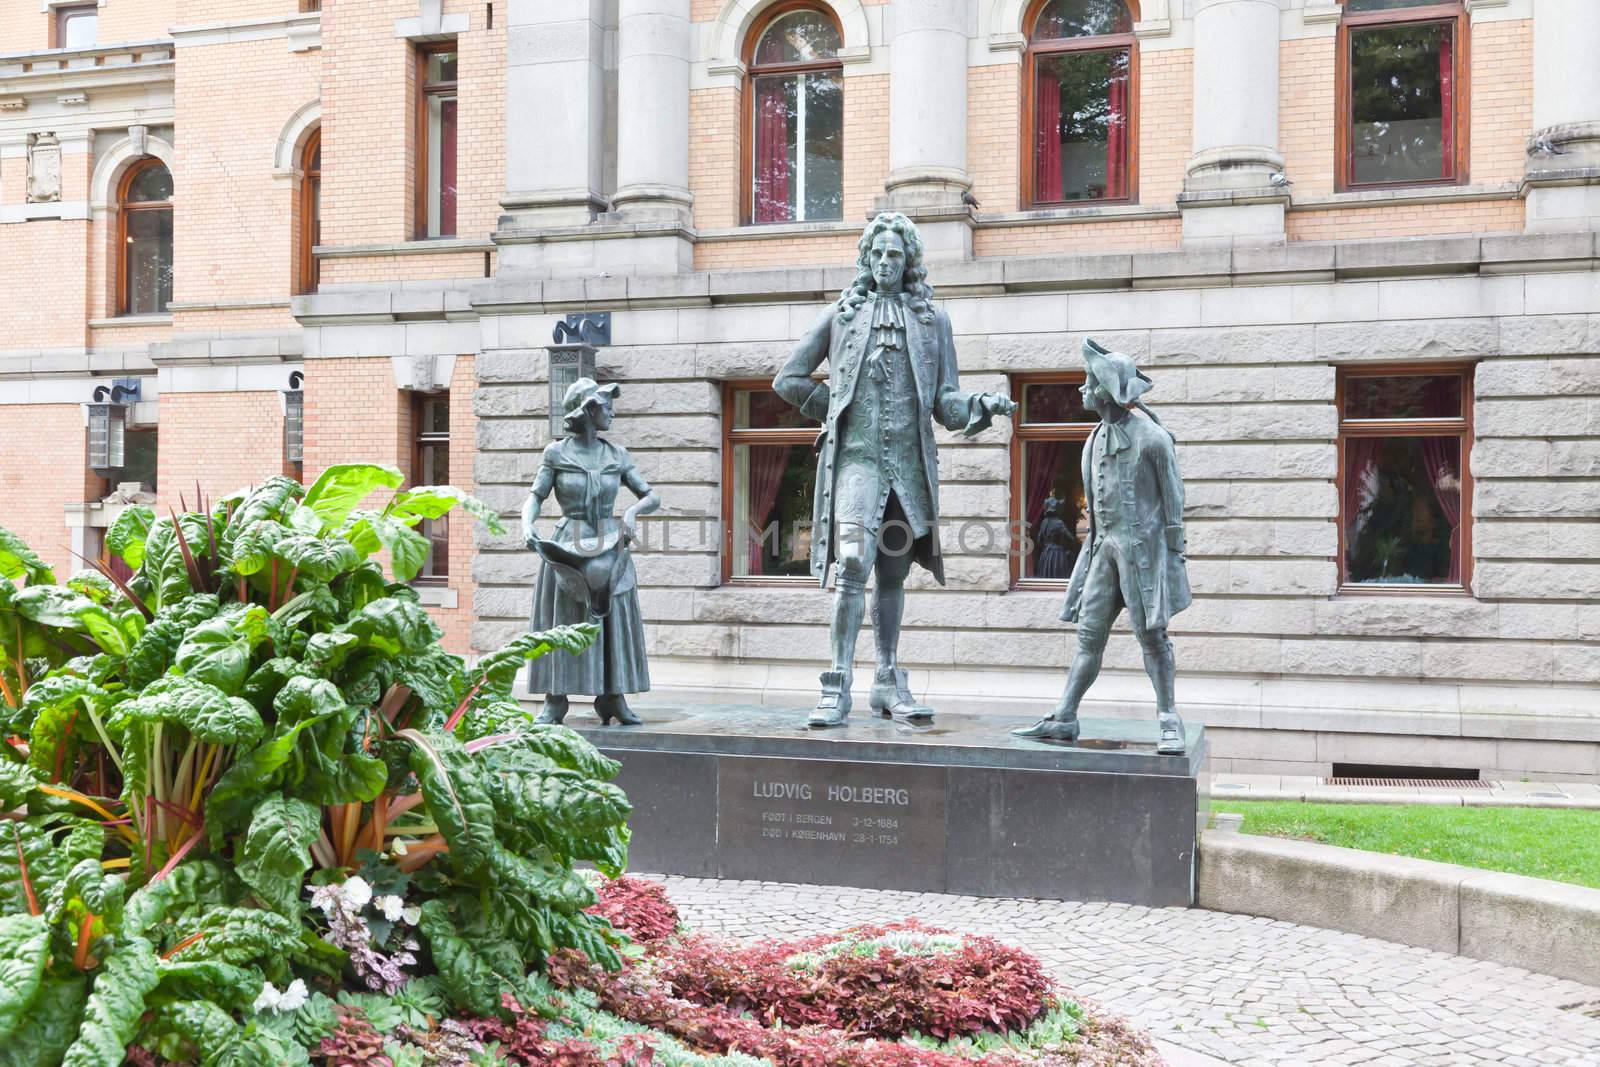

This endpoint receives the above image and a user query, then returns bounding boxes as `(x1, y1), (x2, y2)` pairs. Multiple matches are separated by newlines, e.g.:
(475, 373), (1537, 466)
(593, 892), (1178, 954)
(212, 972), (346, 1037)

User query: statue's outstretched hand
(982, 393), (1018, 419)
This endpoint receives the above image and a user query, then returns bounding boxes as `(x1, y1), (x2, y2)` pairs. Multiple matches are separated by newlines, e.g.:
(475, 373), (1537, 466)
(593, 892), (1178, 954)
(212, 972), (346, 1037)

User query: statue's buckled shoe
(869, 667), (933, 722)
(1156, 713), (1186, 755)
(807, 670), (851, 729)
(1012, 714), (1081, 742)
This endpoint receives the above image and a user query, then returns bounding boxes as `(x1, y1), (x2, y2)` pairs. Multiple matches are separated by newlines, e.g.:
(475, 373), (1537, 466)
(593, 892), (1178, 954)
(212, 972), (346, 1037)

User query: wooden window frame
(1009, 371), (1097, 589)
(740, 0), (845, 227)
(1335, 362), (1475, 596)
(1336, 1), (1469, 193)
(296, 128), (321, 295)
(412, 391), (452, 585)
(414, 41), (459, 240)
(1021, 0), (1140, 210)
(721, 379), (821, 585)
(53, 4), (97, 49)
(117, 158), (172, 318)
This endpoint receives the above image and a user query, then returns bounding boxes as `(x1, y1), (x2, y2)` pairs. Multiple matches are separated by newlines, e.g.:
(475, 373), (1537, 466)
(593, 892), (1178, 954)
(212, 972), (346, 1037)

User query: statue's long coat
(773, 302), (989, 587)
(1062, 413), (1192, 632)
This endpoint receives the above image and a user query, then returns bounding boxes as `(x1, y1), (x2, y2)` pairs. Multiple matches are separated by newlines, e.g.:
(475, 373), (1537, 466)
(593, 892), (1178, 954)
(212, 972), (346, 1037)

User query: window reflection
(1344, 436), (1461, 584)
(1349, 20), (1455, 185)
(749, 8), (844, 224)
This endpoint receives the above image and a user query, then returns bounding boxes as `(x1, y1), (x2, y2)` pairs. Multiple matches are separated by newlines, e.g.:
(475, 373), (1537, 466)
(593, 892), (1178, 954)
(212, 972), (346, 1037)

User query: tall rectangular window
(746, 8), (844, 225)
(414, 394), (450, 581)
(723, 384), (820, 582)
(1010, 375), (1099, 586)
(1340, 2), (1465, 189)
(55, 4), (98, 49)
(1338, 366), (1472, 590)
(417, 46), (458, 239)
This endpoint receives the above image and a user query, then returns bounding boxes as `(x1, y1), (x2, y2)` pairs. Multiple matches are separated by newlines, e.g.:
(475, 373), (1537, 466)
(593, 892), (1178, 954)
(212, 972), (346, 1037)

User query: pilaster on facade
(1522, 0), (1600, 231)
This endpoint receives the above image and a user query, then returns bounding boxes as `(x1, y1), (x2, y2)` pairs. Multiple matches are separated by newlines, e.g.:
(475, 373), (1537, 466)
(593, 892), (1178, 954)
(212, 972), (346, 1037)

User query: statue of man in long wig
(773, 212), (1016, 728)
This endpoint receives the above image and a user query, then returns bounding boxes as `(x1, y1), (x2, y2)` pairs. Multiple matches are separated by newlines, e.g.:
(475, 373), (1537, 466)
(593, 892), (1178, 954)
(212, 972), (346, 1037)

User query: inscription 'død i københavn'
(717, 757), (948, 890)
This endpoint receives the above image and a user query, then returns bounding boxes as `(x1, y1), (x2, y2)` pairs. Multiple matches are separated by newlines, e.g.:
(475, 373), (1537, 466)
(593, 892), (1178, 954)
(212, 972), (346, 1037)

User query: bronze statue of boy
(1015, 340), (1192, 755)
(774, 212), (1016, 728)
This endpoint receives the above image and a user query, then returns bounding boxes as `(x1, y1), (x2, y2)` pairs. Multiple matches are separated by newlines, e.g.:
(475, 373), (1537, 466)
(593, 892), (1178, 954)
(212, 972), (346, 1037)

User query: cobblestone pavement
(657, 876), (1600, 1067)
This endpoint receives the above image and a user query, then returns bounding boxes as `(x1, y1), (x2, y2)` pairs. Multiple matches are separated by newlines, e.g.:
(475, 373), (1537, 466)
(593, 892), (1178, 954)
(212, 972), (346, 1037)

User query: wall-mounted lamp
(284, 371), (305, 466)
(86, 383), (138, 472)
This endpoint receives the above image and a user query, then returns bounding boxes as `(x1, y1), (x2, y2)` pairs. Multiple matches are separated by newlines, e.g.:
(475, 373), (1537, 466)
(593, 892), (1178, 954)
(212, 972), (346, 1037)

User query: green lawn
(1211, 800), (1600, 890)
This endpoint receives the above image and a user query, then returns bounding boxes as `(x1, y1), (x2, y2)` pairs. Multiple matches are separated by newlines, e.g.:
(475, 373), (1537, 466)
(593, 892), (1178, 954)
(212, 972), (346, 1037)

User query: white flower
(377, 894), (405, 923)
(252, 978), (308, 1015)
(341, 875), (373, 910)
(401, 905), (422, 926)
(279, 979), (309, 1013)
(391, 838), (410, 857)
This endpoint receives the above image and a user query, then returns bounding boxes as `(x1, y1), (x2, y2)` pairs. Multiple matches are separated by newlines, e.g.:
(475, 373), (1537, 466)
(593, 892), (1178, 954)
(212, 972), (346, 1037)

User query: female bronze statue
(521, 378), (660, 725)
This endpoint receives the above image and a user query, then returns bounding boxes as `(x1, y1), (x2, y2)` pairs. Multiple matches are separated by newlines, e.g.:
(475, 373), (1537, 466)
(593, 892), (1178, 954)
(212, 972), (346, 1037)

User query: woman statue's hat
(1082, 338), (1153, 407)
(562, 377), (621, 417)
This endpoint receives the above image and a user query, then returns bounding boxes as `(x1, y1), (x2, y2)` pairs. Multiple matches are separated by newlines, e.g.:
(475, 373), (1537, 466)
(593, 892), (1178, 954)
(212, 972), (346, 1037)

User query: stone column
(498, 0), (607, 236)
(1524, 0), (1600, 230)
(612, 0), (693, 224)
(882, 0), (973, 259)
(1180, 0), (1286, 244)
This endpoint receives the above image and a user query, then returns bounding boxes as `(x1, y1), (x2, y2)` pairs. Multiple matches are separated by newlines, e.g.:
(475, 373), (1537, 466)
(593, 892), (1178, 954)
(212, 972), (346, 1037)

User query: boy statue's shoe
(1156, 712), (1187, 755)
(1011, 713), (1082, 742)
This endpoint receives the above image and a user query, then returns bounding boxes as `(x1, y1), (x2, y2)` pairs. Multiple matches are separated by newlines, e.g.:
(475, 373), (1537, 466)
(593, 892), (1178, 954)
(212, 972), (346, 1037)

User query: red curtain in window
(1438, 27), (1454, 177)
(1024, 442), (1065, 555)
(1419, 436), (1462, 583)
(440, 97), (458, 236)
(1106, 51), (1128, 199)
(1035, 67), (1062, 202)
(745, 445), (791, 573)
(754, 80), (791, 223)
(1343, 437), (1382, 570)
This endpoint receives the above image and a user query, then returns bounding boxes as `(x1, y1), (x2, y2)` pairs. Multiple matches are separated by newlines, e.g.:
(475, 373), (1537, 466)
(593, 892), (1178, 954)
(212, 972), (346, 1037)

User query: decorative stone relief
(26, 132), (61, 204)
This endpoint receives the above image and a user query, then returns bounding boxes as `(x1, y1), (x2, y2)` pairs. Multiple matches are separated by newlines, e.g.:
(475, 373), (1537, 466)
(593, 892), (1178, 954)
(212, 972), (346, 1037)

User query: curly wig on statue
(835, 212), (935, 325)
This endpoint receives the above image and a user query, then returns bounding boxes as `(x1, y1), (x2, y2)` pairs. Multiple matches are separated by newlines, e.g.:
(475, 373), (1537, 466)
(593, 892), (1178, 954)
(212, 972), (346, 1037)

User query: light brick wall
(155, 391), (292, 509)
(688, 87), (743, 230)
(1288, 198), (1523, 241)
(318, 0), (503, 284)
(1137, 47), (1192, 208)
(1279, 37), (1337, 199)
(974, 216), (1180, 256)
(171, 38), (321, 314)
(321, 252), (492, 286)
(1468, 18), (1533, 186)
(302, 355), (478, 655)
(96, 0), (178, 47)
(694, 233), (858, 270)
(967, 64), (1020, 214)
(0, 221), (90, 348)
(0, 404), (101, 579)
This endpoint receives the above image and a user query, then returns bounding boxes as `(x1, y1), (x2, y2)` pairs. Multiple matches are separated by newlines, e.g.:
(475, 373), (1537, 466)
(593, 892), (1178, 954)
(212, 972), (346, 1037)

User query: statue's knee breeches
(1134, 626), (1172, 656)
(835, 524), (875, 592)
(1075, 625), (1111, 655)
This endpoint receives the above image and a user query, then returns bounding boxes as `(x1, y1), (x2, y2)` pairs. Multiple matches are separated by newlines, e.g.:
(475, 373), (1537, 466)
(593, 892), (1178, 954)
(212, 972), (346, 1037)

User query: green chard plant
(0, 463), (628, 1067)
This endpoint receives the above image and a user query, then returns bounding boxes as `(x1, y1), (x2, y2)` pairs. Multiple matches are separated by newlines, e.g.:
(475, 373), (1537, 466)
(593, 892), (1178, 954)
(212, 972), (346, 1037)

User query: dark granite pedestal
(570, 706), (1207, 907)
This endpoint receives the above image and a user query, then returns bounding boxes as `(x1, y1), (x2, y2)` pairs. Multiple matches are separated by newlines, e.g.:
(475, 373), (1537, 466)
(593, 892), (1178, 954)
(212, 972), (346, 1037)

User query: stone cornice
(0, 41), (173, 98)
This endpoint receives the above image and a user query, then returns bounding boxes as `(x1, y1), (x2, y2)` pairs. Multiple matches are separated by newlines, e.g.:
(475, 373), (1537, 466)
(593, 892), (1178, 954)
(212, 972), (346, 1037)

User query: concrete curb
(1197, 829), (1600, 988)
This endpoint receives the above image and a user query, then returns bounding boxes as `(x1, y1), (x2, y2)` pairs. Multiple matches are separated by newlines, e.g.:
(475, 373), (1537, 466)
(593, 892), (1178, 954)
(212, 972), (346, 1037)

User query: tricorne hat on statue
(1081, 338), (1153, 407)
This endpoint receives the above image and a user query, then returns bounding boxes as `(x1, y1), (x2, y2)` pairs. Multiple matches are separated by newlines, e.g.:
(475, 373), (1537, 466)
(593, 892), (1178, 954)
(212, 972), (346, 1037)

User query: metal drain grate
(1324, 777), (1491, 789)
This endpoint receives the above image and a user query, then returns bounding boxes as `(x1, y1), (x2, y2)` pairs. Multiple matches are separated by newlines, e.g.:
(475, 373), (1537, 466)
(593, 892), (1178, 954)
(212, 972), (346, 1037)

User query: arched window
(119, 159), (172, 316)
(745, 4), (843, 225)
(1025, 0), (1136, 207)
(1339, 0), (1465, 189)
(298, 129), (321, 294)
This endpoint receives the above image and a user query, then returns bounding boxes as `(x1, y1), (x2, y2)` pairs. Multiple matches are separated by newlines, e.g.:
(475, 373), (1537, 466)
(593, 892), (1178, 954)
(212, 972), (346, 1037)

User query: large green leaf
(0, 913), (50, 1041)
(224, 477), (304, 535)
(150, 960), (263, 1012)
(0, 817), (102, 917)
(301, 464), (403, 529)
(205, 714), (331, 840)
(343, 511), (433, 582)
(416, 901), (511, 1017)
(25, 679), (114, 783)
(139, 516), (212, 612)
(340, 597), (441, 656)
(60, 935), (160, 1067)
(479, 721), (621, 781)
(13, 586), (129, 656)
(399, 730), (499, 879)
(128, 596), (221, 689)
(0, 973), (87, 1067)
(0, 763), (41, 810)
(105, 506), (155, 570)
(124, 861), (240, 938)
(119, 676), (264, 747)
(389, 485), (507, 536)
(469, 624), (599, 701)
(225, 520), (286, 578)
(0, 527), (55, 586)
(162, 908), (297, 967)
(236, 795), (319, 917)
(491, 764), (631, 843)
(173, 606), (270, 695)
(272, 677), (385, 806)
(275, 535), (360, 584)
